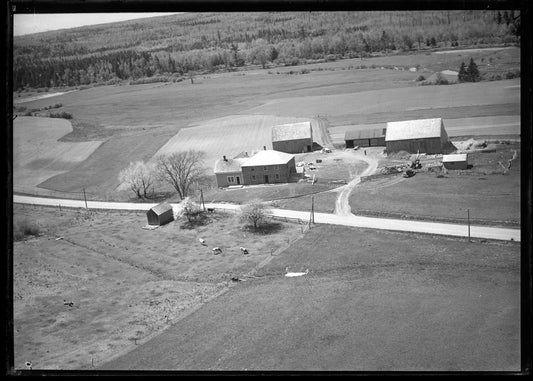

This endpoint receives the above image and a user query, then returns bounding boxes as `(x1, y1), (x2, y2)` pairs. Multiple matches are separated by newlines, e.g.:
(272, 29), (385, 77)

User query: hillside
(13, 11), (520, 90)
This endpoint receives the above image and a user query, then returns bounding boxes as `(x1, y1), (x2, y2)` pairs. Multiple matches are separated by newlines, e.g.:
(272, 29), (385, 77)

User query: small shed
(147, 203), (174, 226)
(345, 127), (386, 148)
(442, 153), (468, 170)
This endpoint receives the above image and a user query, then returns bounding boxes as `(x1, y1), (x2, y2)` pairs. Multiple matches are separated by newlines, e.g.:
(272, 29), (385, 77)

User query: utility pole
(83, 188), (88, 209)
(200, 189), (206, 212)
(311, 196), (315, 225)
(467, 208), (471, 242)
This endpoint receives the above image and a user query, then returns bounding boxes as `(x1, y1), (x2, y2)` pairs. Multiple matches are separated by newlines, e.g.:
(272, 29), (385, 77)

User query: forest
(13, 10), (521, 90)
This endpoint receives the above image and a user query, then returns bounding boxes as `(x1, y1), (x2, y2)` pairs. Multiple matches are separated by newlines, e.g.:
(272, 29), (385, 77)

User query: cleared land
(12, 204), (303, 370)
(13, 117), (103, 192)
(12, 46), (519, 201)
(101, 224), (520, 371)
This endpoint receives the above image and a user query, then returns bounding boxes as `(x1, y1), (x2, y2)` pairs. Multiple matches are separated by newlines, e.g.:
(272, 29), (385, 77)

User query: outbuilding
(240, 150), (297, 185)
(272, 121), (313, 153)
(344, 127), (386, 148)
(385, 118), (449, 154)
(146, 203), (174, 226)
(213, 155), (248, 187)
(442, 153), (468, 170)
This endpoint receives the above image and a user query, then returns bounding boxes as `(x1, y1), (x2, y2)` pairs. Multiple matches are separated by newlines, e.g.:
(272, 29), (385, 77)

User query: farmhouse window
(251, 168), (254, 171)
(263, 166), (268, 171)
(252, 175), (256, 180)
(275, 173), (280, 180)
(275, 165), (280, 171)
(227, 176), (235, 183)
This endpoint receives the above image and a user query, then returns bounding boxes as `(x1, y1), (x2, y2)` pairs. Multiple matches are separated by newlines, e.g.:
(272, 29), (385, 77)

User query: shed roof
(150, 202), (173, 216)
(442, 153), (468, 162)
(241, 150), (294, 167)
(272, 121), (312, 142)
(385, 118), (443, 142)
(345, 128), (386, 141)
(214, 157), (247, 173)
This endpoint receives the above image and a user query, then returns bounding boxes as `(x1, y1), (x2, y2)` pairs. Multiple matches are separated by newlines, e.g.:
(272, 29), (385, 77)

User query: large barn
(385, 118), (449, 154)
(272, 121), (313, 153)
(344, 127), (386, 148)
(240, 150), (297, 185)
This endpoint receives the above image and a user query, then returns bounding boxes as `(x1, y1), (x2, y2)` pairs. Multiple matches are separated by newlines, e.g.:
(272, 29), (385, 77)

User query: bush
(49, 111), (73, 119)
(416, 75), (426, 82)
(505, 70), (520, 79)
(13, 218), (40, 241)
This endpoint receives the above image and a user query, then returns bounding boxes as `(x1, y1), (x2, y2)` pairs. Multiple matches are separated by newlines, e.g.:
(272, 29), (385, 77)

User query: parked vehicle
(403, 169), (416, 178)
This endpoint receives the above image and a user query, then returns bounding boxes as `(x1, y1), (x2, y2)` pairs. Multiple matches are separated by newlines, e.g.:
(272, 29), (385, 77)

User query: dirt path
(334, 151), (379, 216)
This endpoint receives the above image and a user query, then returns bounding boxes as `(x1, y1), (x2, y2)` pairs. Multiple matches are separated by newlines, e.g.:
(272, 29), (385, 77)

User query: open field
(349, 141), (520, 227)
(13, 117), (103, 191)
(12, 204), (303, 370)
(101, 224), (520, 371)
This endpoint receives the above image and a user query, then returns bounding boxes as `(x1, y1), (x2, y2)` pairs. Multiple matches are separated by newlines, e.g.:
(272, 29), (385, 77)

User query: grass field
(100, 223), (520, 371)
(12, 204), (303, 370)
(349, 141), (520, 227)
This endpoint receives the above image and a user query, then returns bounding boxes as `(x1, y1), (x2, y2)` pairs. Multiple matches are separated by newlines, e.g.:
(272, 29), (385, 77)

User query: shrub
(49, 111), (73, 119)
(505, 70), (520, 79)
(416, 75), (426, 82)
(13, 218), (40, 241)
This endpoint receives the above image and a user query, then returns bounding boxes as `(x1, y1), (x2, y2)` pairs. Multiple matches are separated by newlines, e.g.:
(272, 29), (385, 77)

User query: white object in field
(285, 267), (309, 277)
(199, 238), (207, 245)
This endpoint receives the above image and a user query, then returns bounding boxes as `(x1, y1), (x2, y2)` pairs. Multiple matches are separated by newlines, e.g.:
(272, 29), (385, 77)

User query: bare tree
(240, 199), (271, 229)
(118, 161), (156, 199)
(156, 150), (205, 200)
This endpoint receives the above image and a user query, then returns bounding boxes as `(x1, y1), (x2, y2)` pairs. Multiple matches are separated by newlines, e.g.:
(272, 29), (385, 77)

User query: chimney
(223, 155), (227, 161)
(245, 152), (248, 157)
(263, 146), (266, 150)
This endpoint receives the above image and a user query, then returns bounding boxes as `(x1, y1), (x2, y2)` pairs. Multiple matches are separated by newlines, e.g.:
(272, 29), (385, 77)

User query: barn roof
(272, 121), (312, 142)
(241, 150), (294, 167)
(442, 153), (468, 162)
(214, 157), (247, 173)
(385, 118), (443, 142)
(345, 128), (386, 141)
(150, 202), (173, 216)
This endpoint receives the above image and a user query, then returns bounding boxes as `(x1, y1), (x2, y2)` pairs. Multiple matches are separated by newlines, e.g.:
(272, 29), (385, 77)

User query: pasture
(101, 224), (520, 371)
(12, 204), (303, 370)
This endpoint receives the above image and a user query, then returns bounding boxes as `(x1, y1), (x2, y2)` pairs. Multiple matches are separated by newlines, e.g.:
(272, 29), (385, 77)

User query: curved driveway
(13, 195), (520, 242)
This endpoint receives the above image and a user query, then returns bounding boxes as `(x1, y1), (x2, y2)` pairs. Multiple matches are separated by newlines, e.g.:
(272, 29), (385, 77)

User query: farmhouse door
(264, 175), (269, 183)
(236, 176), (241, 185)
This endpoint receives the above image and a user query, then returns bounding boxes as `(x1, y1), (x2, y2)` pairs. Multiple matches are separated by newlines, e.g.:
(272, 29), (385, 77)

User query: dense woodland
(13, 11), (521, 90)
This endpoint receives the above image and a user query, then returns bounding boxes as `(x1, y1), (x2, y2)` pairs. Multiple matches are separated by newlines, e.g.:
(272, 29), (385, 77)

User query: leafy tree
(240, 199), (270, 229)
(156, 150), (205, 200)
(118, 161), (156, 199)
(181, 197), (202, 223)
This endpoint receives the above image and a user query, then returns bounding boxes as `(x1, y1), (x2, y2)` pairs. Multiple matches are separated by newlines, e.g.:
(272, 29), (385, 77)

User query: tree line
(14, 11), (520, 90)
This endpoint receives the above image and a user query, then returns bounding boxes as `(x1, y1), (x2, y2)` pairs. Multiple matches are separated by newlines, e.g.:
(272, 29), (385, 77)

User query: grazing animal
(199, 238), (207, 246)
(25, 362), (32, 370)
(212, 247), (222, 254)
(63, 300), (74, 307)
(240, 247), (249, 254)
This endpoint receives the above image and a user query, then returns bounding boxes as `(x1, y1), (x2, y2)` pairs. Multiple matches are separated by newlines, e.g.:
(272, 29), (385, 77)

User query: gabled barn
(385, 118), (449, 154)
(240, 150), (297, 185)
(147, 203), (174, 226)
(272, 121), (313, 153)
(344, 127), (386, 148)
(442, 153), (468, 170)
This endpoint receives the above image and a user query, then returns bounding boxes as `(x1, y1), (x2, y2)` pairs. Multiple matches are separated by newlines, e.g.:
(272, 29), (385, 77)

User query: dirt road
(334, 150), (379, 216)
(13, 195), (520, 241)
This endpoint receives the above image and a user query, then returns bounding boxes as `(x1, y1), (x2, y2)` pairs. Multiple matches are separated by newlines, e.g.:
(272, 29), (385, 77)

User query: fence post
(83, 188), (88, 209)
(467, 208), (471, 242)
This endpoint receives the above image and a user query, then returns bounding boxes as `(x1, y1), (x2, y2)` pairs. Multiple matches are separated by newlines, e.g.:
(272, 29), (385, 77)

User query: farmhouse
(272, 121), (313, 153)
(344, 127), (386, 148)
(214, 155), (248, 187)
(385, 118), (450, 154)
(241, 150), (297, 185)
(146, 203), (174, 226)
(442, 153), (468, 170)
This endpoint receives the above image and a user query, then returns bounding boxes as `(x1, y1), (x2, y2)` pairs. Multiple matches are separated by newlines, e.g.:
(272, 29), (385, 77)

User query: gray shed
(147, 203), (174, 226)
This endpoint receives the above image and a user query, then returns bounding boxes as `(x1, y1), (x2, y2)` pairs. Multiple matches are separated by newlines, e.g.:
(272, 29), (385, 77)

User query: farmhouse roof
(241, 150), (294, 167)
(385, 118), (443, 142)
(150, 202), (173, 216)
(272, 121), (312, 142)
(345, 128), (386, 141)
(442, 153), (468, 162)
(214, 157), (247, 173)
